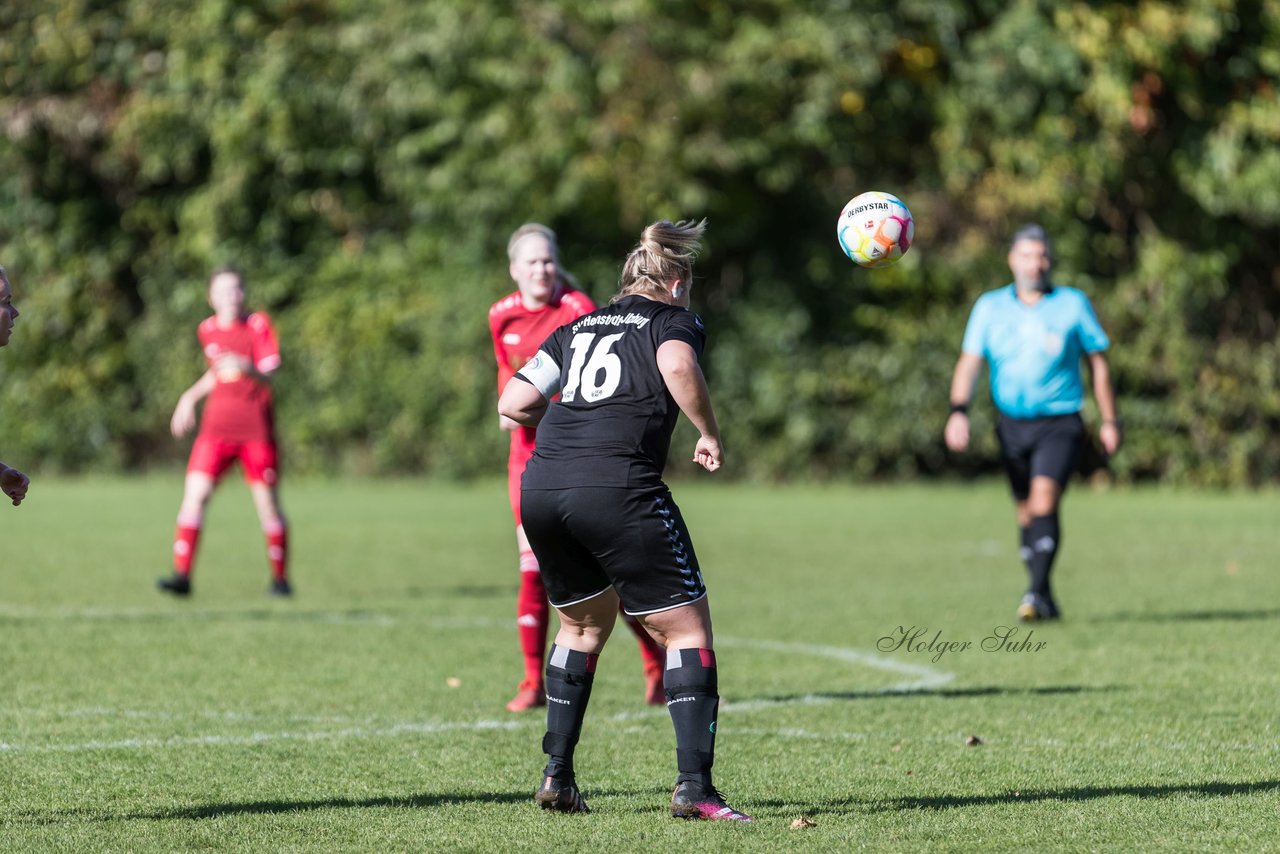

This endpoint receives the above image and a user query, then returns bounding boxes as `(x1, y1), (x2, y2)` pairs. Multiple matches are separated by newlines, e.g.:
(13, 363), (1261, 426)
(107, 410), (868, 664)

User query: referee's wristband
(1103, 418), (1124, 429)
(949, 403), (969, 415)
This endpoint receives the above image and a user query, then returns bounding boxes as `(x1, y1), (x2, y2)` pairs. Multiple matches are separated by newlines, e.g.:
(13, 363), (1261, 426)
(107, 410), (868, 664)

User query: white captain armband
(516, 350), (562, 398)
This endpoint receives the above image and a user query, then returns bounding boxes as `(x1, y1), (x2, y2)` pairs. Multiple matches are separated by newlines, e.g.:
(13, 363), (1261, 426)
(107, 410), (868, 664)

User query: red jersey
(489, 287), (597, 394)
(198, 312), (281, 443)
(489, 287), (596, 461)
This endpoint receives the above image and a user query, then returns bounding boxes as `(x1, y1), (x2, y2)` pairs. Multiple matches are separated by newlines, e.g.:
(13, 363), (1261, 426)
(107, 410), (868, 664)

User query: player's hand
(170, 397), (197, 438)
(693, 435), (723, 472)
(1099, 421), (1122, 456)
(213, 353), (251, 382)
(0, 466), (29, 506)
(944, 412), (970, 452)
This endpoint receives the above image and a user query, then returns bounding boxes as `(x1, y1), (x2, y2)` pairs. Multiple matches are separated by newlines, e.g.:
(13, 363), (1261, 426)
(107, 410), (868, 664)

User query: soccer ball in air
(837, 191), (914, 268)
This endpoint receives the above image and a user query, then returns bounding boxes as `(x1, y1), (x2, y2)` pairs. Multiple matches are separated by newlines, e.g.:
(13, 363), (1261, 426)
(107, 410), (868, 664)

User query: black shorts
(996, 413), (1085, 500)
(520, 485), (708, 616)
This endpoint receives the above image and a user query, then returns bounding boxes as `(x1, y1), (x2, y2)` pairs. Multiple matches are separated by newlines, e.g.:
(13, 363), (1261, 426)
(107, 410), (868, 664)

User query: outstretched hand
(0, 466), (29, 506)
(1099, 421), (1122, 456)
(170, 397), (198, 438)
(693, 436), (724, 472)
(944, 412), (970, 452)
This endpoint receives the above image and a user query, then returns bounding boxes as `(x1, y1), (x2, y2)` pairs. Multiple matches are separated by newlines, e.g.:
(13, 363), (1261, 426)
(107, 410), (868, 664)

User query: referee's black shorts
(521, 485), (708, 616)
(996, 412), (1085, 500)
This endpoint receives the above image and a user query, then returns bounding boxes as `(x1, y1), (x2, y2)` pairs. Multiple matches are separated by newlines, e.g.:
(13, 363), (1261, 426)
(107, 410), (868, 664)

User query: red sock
(264, 521), (288, 582)
(621, 607), (665, 673)
(517, 550), (548, 687)
(173, 517), (202, 575)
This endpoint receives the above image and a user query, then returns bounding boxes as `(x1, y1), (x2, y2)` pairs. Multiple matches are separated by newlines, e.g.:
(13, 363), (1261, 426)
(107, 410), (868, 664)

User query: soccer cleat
(156, 573), (192, 596)
(644, 662), (665, 706)
(1017, 592), (1058, 622)
(534, 776), (590, 813)
(506, 680), (546, 712)
(670, 781), (754, 822)
(269, 579), (293, 597)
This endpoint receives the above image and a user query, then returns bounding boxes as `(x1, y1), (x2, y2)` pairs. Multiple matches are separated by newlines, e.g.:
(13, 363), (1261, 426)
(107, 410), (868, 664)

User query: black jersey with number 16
(514, 294), (706, 491)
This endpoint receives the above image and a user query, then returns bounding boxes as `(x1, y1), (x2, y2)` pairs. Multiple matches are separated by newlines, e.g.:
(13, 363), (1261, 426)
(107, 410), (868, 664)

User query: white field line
(0, 719), (523, 754)
(608, 635), (954, 721)
(0, 604), (504, 628)
(2, 635), (956, 754)
(611, 725), (1280, 753)
(0, 707), (369, 725)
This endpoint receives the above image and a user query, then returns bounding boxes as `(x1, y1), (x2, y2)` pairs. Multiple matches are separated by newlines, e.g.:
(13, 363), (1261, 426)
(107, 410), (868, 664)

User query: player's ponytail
(612, 219), (707, 304)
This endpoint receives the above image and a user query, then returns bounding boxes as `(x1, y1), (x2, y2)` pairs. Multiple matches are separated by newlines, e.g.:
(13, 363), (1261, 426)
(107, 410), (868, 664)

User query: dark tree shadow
(18, 789), (636, 824)
(743, 779), (1280, 818)
(734, 684), (1120, 705)
(862, 779), (1280, 814)
(1091, 608), (1280, 624)
(400, 584), (511, 600)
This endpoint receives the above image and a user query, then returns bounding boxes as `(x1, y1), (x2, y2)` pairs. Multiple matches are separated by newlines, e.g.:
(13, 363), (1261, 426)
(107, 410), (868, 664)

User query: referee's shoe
(1017, 592), (1060, 622)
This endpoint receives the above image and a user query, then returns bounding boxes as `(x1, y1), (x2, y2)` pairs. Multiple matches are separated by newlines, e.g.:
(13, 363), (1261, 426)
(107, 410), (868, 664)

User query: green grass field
(3, 476), (1279, 851)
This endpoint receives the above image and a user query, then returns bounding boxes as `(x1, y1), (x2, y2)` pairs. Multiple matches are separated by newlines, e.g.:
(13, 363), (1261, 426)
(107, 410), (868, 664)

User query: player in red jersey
(491, 224), (667, 712)
(157, 267), (290, 597)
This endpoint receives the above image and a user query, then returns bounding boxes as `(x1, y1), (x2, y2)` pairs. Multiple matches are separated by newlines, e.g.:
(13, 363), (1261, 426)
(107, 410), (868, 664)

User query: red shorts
(188, 435), (280, 486)
(507, 427), (536, 525)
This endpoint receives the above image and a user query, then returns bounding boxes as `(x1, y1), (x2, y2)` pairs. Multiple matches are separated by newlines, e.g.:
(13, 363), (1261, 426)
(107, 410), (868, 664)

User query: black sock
(665, 647), (718, 788)
(541, 645), (597, 784)
(1018, 525), (1033, 586)
(1028, 514), (1060, 598)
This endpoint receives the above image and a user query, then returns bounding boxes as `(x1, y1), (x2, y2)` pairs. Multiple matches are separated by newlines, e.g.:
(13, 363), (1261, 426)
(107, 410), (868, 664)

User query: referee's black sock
(1028, 514), (1061, 599)
(665, 647), (718, 789)
(1018, 525), (1034, 586)
(541, 645), (598, 785)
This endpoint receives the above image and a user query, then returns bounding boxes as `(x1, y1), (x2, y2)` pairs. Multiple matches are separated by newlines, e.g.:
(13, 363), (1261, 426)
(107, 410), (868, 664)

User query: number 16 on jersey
(561, 332), (624, 403)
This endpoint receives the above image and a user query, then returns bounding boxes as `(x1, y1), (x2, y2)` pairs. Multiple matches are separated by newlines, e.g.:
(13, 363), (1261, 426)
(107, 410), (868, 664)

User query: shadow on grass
(1091, 608), (1280, 624)
(738, 684), (1120, 705)
(776, 779), (1280, 816)
(20, 789), (639, 823)
(402, 583), (511, 600)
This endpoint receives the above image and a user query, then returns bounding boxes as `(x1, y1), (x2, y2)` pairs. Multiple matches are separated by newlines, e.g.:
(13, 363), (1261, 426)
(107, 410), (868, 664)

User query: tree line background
(1, 0), (1277, 485)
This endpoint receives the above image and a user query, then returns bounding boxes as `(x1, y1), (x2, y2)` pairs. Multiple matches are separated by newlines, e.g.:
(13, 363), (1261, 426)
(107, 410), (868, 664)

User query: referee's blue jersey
(961, 284), (1110, 419)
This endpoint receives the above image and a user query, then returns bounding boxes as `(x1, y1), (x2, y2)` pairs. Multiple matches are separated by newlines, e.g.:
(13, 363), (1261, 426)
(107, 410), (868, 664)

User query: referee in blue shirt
(945, 224), (1121, 621)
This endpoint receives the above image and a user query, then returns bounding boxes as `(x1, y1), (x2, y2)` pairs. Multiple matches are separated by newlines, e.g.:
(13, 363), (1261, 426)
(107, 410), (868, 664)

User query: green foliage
(0, 0), (1276, 482)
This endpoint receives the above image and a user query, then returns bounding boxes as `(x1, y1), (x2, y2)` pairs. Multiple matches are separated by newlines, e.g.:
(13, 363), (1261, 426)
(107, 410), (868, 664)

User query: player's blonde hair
(209, 264), (245, 288)
(0, 265), (8, 289)
(506, 222), (579, 291)
(612, 219), (707, 304)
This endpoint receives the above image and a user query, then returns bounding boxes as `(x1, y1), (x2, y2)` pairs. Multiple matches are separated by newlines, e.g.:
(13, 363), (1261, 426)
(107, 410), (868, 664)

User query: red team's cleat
(670, 782), (754, 822)
(644, 662), (665, 706)
(506, 680), (546, 712)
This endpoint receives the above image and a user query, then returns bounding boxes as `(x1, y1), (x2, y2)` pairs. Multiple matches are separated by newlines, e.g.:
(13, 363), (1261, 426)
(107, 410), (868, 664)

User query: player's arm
(170, 369), (217, 438)
(656, 340), (723, 473)
(498, 377), (548, 427)
(1086, 351), (1122, 456)
(0, 462), (29, 506)
(498, 348), (561, 428)
(944, 352), (985, 453)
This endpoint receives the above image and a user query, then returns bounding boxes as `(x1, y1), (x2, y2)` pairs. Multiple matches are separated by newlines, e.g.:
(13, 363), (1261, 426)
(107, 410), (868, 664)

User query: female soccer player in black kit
(498, 219), (751, 822)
